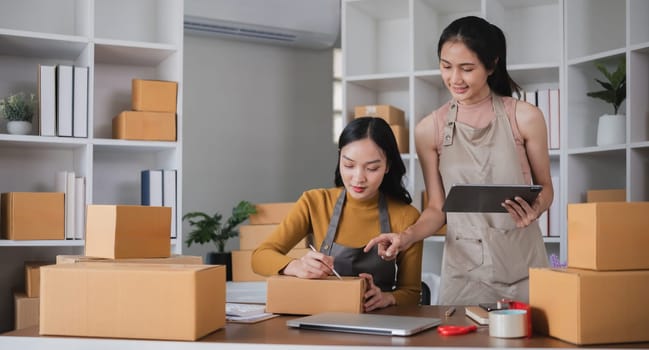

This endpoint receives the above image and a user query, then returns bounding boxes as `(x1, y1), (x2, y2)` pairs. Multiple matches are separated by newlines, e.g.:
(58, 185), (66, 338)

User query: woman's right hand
(363, 232), (410, 261)
(282, 250), (335, 279)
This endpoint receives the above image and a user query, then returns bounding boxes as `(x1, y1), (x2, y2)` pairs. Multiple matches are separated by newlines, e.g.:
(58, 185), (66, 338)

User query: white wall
(181, 34), (337, 258)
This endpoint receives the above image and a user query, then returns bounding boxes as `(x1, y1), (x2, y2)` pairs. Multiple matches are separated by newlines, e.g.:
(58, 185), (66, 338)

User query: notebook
(442, 184), (543, 213)
(286, 312), (441, 336)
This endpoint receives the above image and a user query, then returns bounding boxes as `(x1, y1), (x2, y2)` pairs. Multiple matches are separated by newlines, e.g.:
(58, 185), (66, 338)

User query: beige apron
(437, 95), (548, 305)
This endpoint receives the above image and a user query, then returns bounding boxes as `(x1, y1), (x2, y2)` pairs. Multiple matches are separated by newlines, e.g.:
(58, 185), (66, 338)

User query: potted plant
(586, 58), (626, 146)
(0, 92), (37, 135)
(184, 200), (256, 281)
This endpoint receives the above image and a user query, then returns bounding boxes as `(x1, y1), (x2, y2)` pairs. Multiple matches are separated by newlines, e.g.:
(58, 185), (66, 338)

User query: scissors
(437, 324), (478, 336)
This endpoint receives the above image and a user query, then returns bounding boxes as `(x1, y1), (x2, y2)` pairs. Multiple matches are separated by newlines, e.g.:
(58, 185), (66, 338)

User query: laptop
(286, 312), (441, 336)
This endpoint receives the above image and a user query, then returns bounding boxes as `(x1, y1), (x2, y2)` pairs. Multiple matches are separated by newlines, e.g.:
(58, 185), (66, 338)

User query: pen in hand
(308, 244), (343, 280)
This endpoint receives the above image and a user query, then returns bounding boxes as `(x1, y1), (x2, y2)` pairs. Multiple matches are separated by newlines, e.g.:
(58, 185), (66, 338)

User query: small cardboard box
(85, 205), (171, 259)
(567, 202), (649, 270)
(266, 275), (365, 315)
(25, 262), (52, 298)
(232, 248), (309, 282)
(239, 224), (308, 250)
(132, 79), (178, 113)
(1, 192), (64, 240)
(40, 263), (225, 341)
(530, 267), (649, 345)
(248, 202), (294, 224)
(14, 292), (39, 330)
(390, 125), (409, 153)
(112, 111), (176, 141)
(56, 254), (202, 265)
(586, 189), (625, 202)
(354, 104), (405, 126)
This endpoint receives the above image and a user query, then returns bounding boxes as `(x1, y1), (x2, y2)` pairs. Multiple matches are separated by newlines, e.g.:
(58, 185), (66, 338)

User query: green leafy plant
(586, 58), (626, 115)
(0, 92), (37, 122)
(183, 201), (257, 253)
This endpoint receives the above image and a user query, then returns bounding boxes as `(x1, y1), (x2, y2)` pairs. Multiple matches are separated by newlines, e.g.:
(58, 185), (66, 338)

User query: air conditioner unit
(184, 0), (340, 50)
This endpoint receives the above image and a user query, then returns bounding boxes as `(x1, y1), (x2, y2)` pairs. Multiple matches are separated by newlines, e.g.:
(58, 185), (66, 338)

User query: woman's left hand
(502, 196), (541, 228)
(358, 273), (395, 312)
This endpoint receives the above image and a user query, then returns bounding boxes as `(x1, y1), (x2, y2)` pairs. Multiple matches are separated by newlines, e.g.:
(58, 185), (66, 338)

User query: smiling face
(338, 138), (388, 201)
(439, 41), (493, 105)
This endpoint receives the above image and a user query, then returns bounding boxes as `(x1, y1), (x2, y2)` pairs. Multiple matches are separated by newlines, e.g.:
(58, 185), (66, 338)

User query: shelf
(565, 0), (625, 60)
(94, 40), (178, 66)
(0, 240), (84, 247)
(0, 135), (87, 149)
(93, 138), (178, 152)
(0, 29), (88, 60)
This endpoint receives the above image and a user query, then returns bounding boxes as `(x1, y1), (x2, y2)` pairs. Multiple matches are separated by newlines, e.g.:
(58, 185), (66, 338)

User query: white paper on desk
(226, 281), (267, 304)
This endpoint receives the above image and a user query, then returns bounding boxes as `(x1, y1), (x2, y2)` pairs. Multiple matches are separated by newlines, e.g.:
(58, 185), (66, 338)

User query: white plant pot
(596, 114), (625, 146)
(6, 120), (32, 135)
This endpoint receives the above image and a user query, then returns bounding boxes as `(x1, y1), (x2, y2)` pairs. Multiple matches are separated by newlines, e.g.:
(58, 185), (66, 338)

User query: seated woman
(252, 117), (422, 312)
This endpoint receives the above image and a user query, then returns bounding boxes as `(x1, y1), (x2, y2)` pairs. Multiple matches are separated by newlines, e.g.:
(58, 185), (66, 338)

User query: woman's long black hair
(438, 16), (521, 98)
(334, 117), (412, 204)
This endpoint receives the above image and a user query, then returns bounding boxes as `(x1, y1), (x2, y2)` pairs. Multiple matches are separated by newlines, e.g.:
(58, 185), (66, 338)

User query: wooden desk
(2, 306), (648, 349)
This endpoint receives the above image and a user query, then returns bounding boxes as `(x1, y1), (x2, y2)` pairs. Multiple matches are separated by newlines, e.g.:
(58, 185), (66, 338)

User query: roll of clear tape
(488, 309), (527, 338)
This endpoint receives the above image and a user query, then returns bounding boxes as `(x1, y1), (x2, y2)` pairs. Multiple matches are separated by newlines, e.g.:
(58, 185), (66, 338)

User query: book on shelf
(74, 176), (86, 240)
(141, 169), (163, 207)
(162, 169), (177, 239)
(548, 176), (561, 237)
(549, 89), (560, 149)
(536, 89), (551, 148)
(73, 66), (88, 138)
(55, 171), (76, 240)
(56, 64), (73, 137)
(38, 64), (56, 137)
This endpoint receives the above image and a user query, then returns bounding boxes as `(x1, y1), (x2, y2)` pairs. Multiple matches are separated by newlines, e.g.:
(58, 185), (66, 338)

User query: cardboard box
(586, 189), (626, 202)
(85, 205), (171, 259)
(354, 104), (405, 126)
(248, 202), (294, 224)
(132, 79), (178, 113)
(14, 292), (39, 330)
(266, 275), (365, 315)
(25, 262), (52, 298)
(40, 263), (225, 341)
(232, 248), (309, 282)
(567, 202), (649, 270)
(56, 254), (202, 265)
(530, 267), (649, 345)
(390, 125), (409, 153)
(239, 224), (308, 250)
(112, 111), (176, 141)
(1, 192), (64, 240)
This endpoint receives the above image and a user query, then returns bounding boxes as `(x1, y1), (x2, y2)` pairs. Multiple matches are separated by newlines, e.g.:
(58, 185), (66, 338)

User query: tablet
(442, 184), (542, 213)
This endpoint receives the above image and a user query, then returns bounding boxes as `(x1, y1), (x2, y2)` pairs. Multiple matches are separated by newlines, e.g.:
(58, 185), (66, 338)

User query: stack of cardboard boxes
(13, 261), (52, 330)
(530, 201), (649, 345)
(38, 204), (226, 341)
(354, 104), (408, 154)
(232, 202), (309, 282)
(113, 79), (177, 141)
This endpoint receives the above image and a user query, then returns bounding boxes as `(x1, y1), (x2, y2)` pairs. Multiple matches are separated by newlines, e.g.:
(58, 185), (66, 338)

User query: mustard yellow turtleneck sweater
(251, 187), (423, 306)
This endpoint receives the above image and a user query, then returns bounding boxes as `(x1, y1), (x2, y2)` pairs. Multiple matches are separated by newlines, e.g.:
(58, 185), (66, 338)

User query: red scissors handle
(437, 325), (478, 336)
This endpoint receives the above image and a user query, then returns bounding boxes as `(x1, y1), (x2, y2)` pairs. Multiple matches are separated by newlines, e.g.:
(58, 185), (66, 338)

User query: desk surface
(2, 306), (648, 350)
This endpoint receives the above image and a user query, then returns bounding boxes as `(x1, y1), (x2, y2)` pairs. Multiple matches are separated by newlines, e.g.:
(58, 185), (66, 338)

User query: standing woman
(365, 16), (552, 304)
(252, 117), (423, 312)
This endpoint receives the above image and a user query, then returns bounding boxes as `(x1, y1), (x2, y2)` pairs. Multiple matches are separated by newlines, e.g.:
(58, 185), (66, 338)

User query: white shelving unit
(342, 0), (649, 268)
(0, 0), (184, 253)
